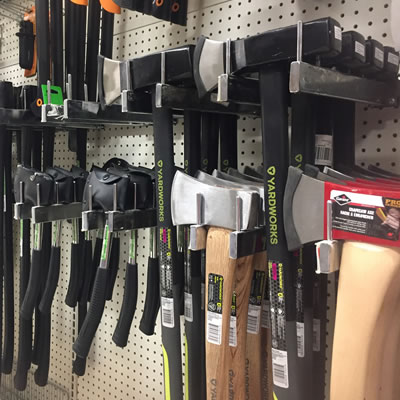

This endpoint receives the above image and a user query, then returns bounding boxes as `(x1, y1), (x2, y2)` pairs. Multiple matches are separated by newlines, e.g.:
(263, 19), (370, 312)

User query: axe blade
(227, 167), (263, 183)
(99, 56), (131, 107)
(213, 169), (262, 187)
(196, 170), (265, 212)
(193, 36), (225, 98)
(283, 166), (325, 251)
(171, 171), (260, 231)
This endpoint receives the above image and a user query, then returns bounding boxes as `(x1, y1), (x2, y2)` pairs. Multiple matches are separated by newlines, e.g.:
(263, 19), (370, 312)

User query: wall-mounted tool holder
(81, 183), (156, 232)
(14, 202), (82, 223)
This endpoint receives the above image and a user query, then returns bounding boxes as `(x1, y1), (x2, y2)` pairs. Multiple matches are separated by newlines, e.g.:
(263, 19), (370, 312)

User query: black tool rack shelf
(0, 64), (398, 133)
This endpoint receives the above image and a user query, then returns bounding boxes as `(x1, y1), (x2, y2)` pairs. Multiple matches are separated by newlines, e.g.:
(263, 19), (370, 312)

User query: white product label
(201, 283), (205, 311)
(330, 190), (384, 208)
(272, 349), (289, 388)
(296, 322), (305, 358)
(334, 26), (342, 41)
(313, 318), (321, 352)
(388, 52), (400, 66)
(161, 297), (174, 328)
(355, 41), (365, 57)
(229, 316), (237, 347)
(247, 304), (261, 334)
(184, 292), (193, 322)
(315, 135), (333, 166)
(3, 195), (6, 212)
(207, 312), (222, 345)
(261, 300), (271, 329)
(375, 47), (384, 63)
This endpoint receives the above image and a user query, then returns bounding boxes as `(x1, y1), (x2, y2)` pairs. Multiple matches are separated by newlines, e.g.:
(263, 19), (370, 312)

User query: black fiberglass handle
(20, 249), (43, 320)
(73, 267), (108, 359)
(65, 242), (81, 308)
(112, 262), (138, 347)
(139, 257), (160, 336)
(39, 246), (61, 314)
(106, 237), (120, 301)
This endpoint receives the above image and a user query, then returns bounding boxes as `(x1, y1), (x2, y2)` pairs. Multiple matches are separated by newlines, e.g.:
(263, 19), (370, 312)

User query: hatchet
(171, 171), (260, 400)
(284, 166), (400, 251)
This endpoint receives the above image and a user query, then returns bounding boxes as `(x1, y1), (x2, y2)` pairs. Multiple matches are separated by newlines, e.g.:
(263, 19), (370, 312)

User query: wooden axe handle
(225, 253), (254, 399)
(379, 287), (400, 400)
(205, 227), (237, 400)
(331, 241), (400, 400)
(245, 251), (269, 400)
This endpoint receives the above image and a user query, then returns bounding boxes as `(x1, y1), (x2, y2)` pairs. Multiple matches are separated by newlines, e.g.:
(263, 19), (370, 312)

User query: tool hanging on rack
(14, 85), (37, 392)
(182, 110), (204, 400)
(1, 82), (15, 377)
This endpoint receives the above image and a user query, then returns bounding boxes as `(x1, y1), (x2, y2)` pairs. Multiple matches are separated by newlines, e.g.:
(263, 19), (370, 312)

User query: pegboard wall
(0, 1), (399, 400)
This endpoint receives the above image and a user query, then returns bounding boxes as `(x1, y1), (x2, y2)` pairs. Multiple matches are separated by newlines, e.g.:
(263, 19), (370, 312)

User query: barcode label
(201, 283), (205, 311)
(315, 135), (333, 166)
(247, 304), (261, 334)
(355, 41), (365, 57)
(272, 349), (289, 388)
(161, 297), (174, 328)
(313, 318), (321, 352)
(375, 47), (384, 63)
(296, 322), (305, 358)
(229, 316), (237, 347)
(184, 292), (193, 322)
(388, 53), (400, 66)
(334, 26), (342, 41)
(207, 311), (222, 345)
(261, 300), (271, 329)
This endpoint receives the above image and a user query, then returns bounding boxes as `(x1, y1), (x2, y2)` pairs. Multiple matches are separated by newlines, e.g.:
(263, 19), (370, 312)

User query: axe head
(304, 164), (344, 184)
(196, 170), (264, 214)
(171, 171), (260, 231)
(284, 167), (325, 250)
(193, 36), (225, 98)
(227, 167), (263, 183)
(213, 169), (263, 187)
(98, 55), (131, 108)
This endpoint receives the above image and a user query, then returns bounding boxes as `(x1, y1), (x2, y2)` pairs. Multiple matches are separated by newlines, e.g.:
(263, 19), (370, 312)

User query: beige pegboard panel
(0, 1), (399, 400)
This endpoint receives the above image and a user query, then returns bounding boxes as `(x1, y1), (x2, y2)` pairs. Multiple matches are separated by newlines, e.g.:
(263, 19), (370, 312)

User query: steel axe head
(213, 169), (263, 187)
(171, 171), (260, 231)
(196, 170), (265, 212)
(227, 167), (263, 183)
(284, 166), (325, 251)
(98, 55), (131, 108)
(193, 36), (225, 98)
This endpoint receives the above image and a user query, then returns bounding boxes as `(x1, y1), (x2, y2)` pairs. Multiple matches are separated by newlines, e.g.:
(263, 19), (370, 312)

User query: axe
(171, 171), (260, 399)
(193, 17), (342, 98)
(195, 170), (269, 398)
(284, 166), (400, 250)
